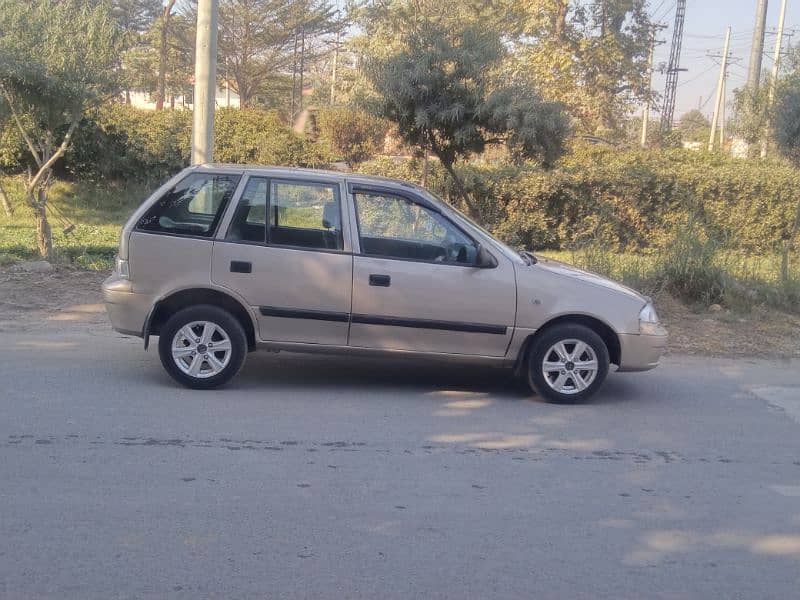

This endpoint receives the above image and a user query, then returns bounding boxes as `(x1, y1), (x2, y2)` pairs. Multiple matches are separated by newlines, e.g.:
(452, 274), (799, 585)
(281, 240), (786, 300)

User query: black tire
(157, 304), (247, 390)
(525, 324), (610, 403)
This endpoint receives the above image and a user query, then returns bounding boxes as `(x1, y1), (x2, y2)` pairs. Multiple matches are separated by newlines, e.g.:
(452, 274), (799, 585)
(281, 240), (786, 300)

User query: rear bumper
(102, 275), (152, 337)
(617, 329), (668, 372)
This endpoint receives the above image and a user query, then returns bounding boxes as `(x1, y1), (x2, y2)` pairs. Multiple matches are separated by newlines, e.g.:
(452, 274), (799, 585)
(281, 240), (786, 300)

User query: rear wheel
(526, 324), (610, 403)
(158, 305), (247, 389)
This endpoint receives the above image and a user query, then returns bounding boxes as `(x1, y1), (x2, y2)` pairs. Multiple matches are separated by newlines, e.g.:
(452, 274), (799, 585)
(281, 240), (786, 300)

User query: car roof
(194, 163), (428, 194)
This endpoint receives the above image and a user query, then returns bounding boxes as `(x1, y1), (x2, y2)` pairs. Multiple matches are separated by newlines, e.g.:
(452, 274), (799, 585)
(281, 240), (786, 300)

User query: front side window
(137, 173), (240, 237)
(355, 192), (477, 264)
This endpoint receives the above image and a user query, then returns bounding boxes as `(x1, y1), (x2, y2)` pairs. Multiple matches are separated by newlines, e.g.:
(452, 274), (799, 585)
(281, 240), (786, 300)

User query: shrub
(359, 145), (800, 255)
(315, 107), (387, 167)
(59, 104), (331, 183)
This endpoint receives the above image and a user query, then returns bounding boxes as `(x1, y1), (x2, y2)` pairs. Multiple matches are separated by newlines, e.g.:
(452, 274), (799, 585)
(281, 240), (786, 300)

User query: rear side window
(226, 177), (342, 250)
(137, 173), (241, 237)
(226, 177), (268, 243)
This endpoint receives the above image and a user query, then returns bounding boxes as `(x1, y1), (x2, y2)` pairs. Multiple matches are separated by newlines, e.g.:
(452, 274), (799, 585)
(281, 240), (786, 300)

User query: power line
(678, 63), (719, 87)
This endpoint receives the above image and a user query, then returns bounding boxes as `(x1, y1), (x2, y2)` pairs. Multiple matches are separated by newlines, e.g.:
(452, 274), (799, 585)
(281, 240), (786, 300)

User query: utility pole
(709, 27), (731, 152)
(191, 0), (219, 165)
(330, 29), (340, 105)
(762, 0), (788, 157)
(720, 74), (726, 150)
(641, 37), (656, 147)
(747, 0), (770, 91)
(225, 58), (231, 108)
(660, 0), (687, 136)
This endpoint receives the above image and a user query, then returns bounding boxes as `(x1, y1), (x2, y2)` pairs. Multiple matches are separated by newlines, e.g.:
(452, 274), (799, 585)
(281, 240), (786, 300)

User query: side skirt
(254, 340), (514, 367)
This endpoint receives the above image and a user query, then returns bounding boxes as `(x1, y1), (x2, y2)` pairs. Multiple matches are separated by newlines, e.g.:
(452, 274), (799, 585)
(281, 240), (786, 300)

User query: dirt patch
(0, 266), (108, 333)
(1, 267), (798, 359)
(658, 294), (800, 360)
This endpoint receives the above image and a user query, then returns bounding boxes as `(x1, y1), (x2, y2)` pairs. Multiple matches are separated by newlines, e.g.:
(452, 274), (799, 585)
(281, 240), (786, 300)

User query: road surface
(1, 307), (799, 599)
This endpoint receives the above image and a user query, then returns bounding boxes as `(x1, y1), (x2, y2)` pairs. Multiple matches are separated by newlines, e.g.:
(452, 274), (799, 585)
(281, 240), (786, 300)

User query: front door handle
(369, 274), (391, 287)
(230, 260), (252, 274)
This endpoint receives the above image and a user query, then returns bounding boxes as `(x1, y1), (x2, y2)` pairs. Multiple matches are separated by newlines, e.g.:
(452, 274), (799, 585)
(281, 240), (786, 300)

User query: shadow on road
(180, 350), (643, 406)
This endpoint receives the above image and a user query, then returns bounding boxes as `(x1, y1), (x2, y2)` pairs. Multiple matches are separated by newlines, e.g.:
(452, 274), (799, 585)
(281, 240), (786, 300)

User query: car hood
(532, 256), (647, 304)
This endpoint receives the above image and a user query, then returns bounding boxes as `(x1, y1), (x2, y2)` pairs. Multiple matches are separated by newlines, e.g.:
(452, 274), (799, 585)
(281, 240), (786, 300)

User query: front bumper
(617, 328), (668, 372)
(102, 275), (152, 337)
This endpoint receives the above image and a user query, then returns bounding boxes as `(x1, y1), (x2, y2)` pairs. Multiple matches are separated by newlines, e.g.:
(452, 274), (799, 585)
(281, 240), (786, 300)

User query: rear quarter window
(137, 173), (241, 237)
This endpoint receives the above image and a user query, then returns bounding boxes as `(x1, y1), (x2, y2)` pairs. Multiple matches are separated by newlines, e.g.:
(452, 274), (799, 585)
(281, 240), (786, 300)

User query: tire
(525, 324), (610, 403)
(157, 304), (247, 390)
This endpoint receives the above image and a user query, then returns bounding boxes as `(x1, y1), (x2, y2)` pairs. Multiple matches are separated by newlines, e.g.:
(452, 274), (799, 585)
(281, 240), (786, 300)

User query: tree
(123, 7), (194, 106)
(731, 85), (771, 153)
(677, 109), (711, 143)
(364, 21), (569, 215)
(354, 0), (653, 137)
(772, 72), (800, 282)
(0, 0), (121, 258)
(111, 0), (162, 103)
(511, 0), (654, 137)
(203, 0), (337, 110)
(156, 0), (178, 110)
(112, 0), (162, 35)
(316, 107), (386, 167)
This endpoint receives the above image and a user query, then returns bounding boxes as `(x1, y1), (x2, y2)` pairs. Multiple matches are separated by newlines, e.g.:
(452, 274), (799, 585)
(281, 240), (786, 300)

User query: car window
(269, 181), (342, 250)
(354, 192), (477, 264)
(226, 177), (268, 243)
(137, 173), (240, 237)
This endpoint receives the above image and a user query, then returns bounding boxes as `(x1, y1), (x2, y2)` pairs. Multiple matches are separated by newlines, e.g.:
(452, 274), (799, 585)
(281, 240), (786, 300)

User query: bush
(58, 104), (330, 183)
(63, 104), (191, 182)
(651, 220), (728, 306)
(214, 108), (331, 167)
(359, 145), (800, 255)
(315, 107), (387, 167)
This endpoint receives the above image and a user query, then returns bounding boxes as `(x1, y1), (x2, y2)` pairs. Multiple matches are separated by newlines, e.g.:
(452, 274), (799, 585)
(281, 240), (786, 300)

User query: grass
(539, 245), (800, 314)
(0, 175), (153, 270)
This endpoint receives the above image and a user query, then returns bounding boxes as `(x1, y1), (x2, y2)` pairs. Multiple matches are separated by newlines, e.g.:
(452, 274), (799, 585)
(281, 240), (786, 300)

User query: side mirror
(475, 244), (498, 269)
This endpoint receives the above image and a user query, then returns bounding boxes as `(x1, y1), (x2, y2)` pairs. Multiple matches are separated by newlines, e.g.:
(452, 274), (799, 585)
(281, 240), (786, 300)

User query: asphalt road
(1, 313), (799, 599)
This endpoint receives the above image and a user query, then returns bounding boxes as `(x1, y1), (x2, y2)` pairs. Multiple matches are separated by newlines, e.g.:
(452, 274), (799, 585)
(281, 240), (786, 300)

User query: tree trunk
(156, 0), (176, 111)
(421, 148), (429, 187)
(440, 159), (478, 220)
(21, 119), (80, 260)
(554, 0), (568, 40)
(0, 179), (12, 217)
(29, 190), (52, 260)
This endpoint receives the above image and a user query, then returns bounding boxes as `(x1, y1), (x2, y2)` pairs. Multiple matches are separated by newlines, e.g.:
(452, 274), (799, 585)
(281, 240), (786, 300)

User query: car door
(211, 174), (353, 346)
(348, 185), (516, 357)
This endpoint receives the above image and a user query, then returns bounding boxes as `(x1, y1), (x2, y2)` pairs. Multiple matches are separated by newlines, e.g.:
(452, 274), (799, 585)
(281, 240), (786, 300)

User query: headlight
(115, 257), (130, 279)
(639, 302), (663, 335)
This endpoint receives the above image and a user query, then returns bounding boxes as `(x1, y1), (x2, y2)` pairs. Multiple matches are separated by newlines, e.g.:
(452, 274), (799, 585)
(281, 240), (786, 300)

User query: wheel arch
(144, 287), (257, 351)
(513, 314), (621, 376)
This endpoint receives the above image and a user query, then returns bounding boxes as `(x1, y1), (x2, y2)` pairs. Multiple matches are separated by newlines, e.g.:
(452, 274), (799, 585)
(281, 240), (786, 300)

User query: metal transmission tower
(660, 0), (687, 136)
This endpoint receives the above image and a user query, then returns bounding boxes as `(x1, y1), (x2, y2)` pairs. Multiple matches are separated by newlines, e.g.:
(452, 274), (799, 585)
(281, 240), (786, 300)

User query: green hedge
(4, 105), (333, 183)
(358, 146), (800, 254)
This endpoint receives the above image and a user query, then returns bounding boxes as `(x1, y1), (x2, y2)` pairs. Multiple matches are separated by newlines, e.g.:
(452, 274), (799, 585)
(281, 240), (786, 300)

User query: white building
(126, 86), (241, 110)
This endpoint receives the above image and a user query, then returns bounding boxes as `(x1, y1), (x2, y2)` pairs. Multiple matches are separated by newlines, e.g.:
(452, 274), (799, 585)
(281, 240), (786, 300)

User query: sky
(650, 0), (800, 121)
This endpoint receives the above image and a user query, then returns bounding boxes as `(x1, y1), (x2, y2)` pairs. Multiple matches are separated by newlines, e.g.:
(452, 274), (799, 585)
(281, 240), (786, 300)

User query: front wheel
(526, 324), (610, 403)
(158, 305), (247, 389)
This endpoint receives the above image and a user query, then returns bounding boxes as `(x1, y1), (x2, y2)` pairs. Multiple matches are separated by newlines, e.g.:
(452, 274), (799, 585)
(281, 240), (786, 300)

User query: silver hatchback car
(103, 165), (667, 402)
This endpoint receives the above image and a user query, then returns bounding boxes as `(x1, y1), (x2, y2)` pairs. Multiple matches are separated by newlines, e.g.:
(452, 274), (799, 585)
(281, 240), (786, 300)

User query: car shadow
(225, 351), (642, 406)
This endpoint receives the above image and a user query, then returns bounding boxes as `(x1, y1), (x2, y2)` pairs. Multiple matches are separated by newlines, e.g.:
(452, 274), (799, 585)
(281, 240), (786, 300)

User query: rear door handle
(230, 260), (252, 274)
(369, 274), (391, 287)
